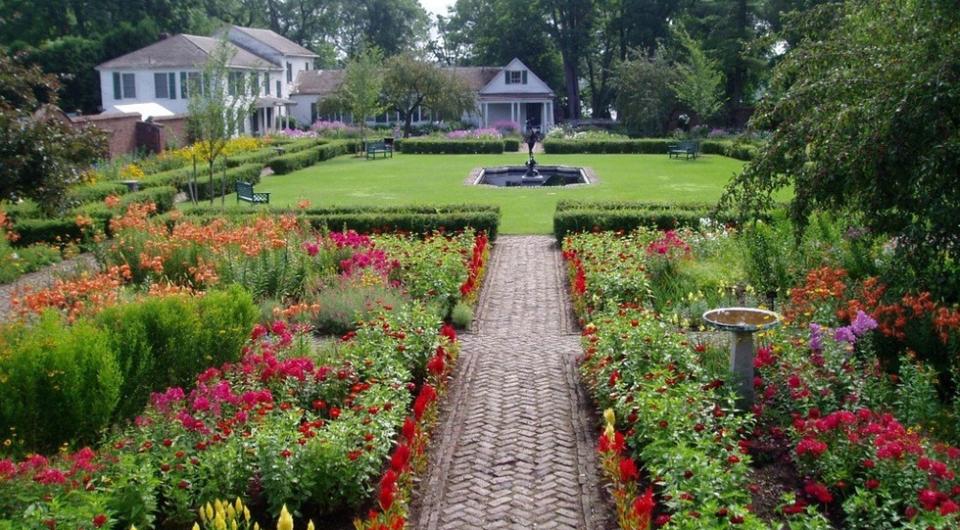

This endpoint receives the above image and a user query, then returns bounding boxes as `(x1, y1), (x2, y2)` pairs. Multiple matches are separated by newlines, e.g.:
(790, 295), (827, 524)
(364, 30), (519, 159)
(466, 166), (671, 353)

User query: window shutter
(522, 70), (528, 84)
(505, 71), (511, 85)
(180, 72), (188, 98)
(264, 73), (270, 95)
(113, 72), (121, 100)
(154, 73), (165, 98)
(169, 73), (176, 99)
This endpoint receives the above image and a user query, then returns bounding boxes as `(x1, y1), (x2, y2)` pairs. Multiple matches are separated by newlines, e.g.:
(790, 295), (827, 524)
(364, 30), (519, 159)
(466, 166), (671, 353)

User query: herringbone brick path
(411, 236), (612, 530)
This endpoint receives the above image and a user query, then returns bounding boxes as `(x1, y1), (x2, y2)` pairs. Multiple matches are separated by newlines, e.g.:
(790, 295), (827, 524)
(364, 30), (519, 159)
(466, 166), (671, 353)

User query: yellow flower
(603, 408), (615, 426)
(192, 524), (200, 530)
(277, 504), (294, 530)
(307, 521), (315, 530)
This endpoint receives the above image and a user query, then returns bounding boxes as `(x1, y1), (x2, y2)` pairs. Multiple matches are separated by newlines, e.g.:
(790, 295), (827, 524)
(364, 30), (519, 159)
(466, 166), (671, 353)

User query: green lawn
(224, 153), (746, 234)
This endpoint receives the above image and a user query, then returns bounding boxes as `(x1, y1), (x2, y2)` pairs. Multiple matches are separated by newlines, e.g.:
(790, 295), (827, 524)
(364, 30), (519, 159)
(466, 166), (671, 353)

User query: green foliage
(543, 137), (757, 159)
(553, 200), (737, 239)
(11, 218), (84, 247)
(670, 23), (725, 122)
(381, 54), (476, 136)
(310, 281), (410, 335)
(95, 286), (257, 420)
(0, 312), (121, 453)
(723, 1), (960, 297)
(740, 221), (792, 297)
(332, 47), (385, 144)
(0, 54), (107, 214)
(614, 48), (680, 136)
(397, 138), (505, 154)
(267, 140), (356, 174)
(450, 301), (474, 329)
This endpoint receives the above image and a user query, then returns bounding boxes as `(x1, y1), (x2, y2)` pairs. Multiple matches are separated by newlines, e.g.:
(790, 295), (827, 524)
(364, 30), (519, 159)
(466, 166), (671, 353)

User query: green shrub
(139, 165), (197, 190)
(0, 312), (121, 453)
(450, 301), (473, 329)
(311, 282), (409, 335)
(503, 138), (520, 152)
(67, 181), (127, 205)
(542, 138), (759, 160)
(96, 286), (257, 420)
(397, 138), (505, 154)
(267, 140), (356, 175)
(225, 148), (276, 168)
(11, 218), (84, 247)
(553, 205), (736, 239)
(192, 163), (263, 201)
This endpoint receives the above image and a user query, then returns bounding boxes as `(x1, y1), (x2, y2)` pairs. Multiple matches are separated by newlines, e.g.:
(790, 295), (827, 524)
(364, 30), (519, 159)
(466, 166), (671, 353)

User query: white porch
(250, 96), (295, 135)
(479, 98), (554, 132)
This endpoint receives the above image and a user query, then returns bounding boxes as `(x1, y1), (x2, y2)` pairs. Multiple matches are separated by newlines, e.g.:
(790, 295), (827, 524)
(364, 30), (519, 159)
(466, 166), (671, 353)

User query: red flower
(401, 417), (417, 442)
(92, 514), (108, 528)
(633, 487), (655, 528)
(865, 479), (880, 490)
(940, 499), (959, 516)
(918, 488), (940, 511)
(427, 353), (445, 377)
(804, 482), (833, 504)
(440, 323), (457, 342)
(619, 458), (639, 481)
(390, 444), (411, 473)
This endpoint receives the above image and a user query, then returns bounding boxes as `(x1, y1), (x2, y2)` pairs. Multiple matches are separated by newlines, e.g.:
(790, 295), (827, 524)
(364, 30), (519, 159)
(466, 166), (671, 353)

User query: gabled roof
(230, 26), (318, 58)
(97, 34), (279, 70)
(292, 70), (344, 96)
(478, 58), (554, 97)
(443, 66), (502, 92)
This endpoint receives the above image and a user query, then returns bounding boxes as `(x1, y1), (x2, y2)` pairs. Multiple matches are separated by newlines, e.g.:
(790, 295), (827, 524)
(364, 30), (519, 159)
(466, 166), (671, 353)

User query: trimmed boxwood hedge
(12, 218), (85, 247)
(542, 138), (760, 161)
(173, 204), (501, 239)
(67, 181), (128, 205)
(553, 200), (738, 240)
(397, 138), (506, 154)
(190, 163), (263, 201)
(504, 138), (520, 152)
(267, 140), (357, 174)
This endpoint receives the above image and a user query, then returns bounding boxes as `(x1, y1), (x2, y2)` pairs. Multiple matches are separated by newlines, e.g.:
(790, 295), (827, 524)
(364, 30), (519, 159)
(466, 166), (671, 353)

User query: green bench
(366, 140), (393, 160)
(668, 140), (699, 159)
(235, 181), (270, 204)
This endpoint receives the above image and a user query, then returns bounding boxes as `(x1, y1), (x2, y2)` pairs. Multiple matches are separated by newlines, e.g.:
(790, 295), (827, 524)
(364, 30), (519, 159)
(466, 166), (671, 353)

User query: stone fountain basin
(702, 307), (780, 333)
(475, 166), (588, 187)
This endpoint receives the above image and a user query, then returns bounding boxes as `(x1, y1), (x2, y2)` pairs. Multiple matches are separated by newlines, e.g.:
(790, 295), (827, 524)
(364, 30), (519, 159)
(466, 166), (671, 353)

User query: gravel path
(0, 253), (98, 321)
(412, 236), (613, 530)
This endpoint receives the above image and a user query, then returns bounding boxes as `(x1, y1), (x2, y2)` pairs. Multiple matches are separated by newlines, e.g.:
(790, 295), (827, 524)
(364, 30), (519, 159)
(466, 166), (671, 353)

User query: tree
(721, 0), (960, 295)
(381, 54), (475, 137)
(332, 47), (385, 148)
(185, 39), (255, 206)
(670, 24), (725, 124)
(539, 0), (594, 119)
(613, 47), (678, 135)
(0, 53), (106, 214)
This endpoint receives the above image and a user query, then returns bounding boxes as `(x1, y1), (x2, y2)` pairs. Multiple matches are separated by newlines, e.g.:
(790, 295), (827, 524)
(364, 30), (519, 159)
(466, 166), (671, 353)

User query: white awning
(110, 102), (176, 120)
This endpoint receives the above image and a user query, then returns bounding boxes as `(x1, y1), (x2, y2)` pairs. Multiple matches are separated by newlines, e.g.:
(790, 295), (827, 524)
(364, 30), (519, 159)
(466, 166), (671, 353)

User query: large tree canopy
(722, 0), (960, 288)
(381, 54), (475, 137)
(0, 54), (106, 213)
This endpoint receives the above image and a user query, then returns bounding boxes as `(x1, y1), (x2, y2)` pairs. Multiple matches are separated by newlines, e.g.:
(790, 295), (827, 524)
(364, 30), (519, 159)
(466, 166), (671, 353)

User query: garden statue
(523, 123), (542, 178)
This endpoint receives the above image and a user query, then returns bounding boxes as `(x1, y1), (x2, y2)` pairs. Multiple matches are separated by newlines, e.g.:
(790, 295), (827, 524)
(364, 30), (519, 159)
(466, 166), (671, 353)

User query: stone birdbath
(702, 307), (781, 410)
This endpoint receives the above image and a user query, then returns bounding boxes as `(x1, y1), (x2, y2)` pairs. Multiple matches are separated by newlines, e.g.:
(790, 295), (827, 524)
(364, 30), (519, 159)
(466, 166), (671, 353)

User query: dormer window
(505, 70), (527, 85)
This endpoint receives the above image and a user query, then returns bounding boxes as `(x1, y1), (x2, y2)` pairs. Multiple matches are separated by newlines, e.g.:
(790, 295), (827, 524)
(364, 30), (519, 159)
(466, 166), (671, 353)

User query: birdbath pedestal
(702, 307), (781, 410)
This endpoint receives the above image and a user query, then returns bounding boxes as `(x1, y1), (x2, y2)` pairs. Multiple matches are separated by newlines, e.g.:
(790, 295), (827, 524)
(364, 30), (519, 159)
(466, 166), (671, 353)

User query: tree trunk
(220, 163), (226, 208)
(563, 56), (581, 120)
(403, 110), (413, 138)
(190, 157), (197, 204)
(208, 160), (215, 206)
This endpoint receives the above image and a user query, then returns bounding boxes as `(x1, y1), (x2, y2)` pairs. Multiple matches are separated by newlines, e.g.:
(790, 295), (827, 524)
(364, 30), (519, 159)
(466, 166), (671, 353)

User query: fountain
(702, 307), (781, 409)
(473, 125), (590, 187)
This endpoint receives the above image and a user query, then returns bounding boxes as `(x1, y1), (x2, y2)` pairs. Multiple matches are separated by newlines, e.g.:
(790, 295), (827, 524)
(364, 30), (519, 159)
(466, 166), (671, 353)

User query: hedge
(543, 138), (760, 161)
(267, 140), (356, 174)
(503, 138), (520, 152)
(172, 204), (501, 239)
(12, 218), (85, 247)
(397, 138), (505, 154)
(553, 200), (738, 239)
(67, 181), (128, 205)
(190, 163), (263, 201)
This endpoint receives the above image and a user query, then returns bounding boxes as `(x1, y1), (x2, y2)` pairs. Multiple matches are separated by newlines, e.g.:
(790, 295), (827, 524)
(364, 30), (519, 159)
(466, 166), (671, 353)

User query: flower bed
(565, 228), (960, 529)
(0, 206), (491, 528)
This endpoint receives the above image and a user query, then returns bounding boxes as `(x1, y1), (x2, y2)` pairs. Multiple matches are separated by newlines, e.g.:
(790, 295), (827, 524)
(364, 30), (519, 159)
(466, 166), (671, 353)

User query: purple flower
(834, 326), (857, 344)
(809, 323), (823, 351)
(850, 310), (878, 336)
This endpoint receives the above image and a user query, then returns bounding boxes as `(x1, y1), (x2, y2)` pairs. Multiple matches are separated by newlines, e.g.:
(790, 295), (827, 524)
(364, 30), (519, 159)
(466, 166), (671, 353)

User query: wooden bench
(366, 140), (393, 160)
(668, 140), (699, 159)
(235, 181), (270, 204)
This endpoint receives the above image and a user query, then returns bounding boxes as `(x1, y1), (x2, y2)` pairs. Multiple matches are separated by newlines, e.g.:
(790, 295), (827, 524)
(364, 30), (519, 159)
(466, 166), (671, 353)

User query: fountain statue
(523, 123), (542, 179)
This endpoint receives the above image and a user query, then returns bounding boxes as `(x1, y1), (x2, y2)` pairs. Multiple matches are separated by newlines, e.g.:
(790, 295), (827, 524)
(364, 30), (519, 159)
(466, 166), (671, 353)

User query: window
(228, 71), (245, 96)
(276, 80), (281, 97)
(112, 72), (121, 100)
(250, 72), (259, 96)
(310, 102), (318, 124)
(505, 70), (527, 85)
(264, 72), (270, 95)
(121, 73), (136, 98)
(305, 61), (310, 71)
(286, 62), (292, 83)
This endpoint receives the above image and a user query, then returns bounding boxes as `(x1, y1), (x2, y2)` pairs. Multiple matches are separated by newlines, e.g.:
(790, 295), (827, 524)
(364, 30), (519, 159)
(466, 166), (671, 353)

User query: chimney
(159, 32), (171, 41)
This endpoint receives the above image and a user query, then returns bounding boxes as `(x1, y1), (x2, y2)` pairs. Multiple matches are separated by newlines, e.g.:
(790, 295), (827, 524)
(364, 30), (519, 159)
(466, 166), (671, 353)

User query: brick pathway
(412, 236), (612, 530)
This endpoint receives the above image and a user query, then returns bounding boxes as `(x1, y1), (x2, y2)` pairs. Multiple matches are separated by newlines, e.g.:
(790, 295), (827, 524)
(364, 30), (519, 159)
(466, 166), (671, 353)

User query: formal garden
(2, 0), (959, 529)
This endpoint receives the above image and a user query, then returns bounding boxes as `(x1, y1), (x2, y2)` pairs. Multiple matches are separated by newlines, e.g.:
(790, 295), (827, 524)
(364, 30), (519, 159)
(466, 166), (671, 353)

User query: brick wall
(153, 115), (190, 149)
(72, 112), (140, 158)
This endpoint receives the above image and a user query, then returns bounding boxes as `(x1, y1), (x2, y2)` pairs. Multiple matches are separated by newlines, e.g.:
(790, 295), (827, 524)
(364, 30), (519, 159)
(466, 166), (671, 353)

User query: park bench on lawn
(235, 181), (270, 204)
(668, 140), (699, 160)
(366, 140), (393, 160)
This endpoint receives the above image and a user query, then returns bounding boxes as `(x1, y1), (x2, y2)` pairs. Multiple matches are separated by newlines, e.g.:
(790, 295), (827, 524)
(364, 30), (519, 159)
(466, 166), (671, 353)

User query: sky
(420, 0), (455, 18)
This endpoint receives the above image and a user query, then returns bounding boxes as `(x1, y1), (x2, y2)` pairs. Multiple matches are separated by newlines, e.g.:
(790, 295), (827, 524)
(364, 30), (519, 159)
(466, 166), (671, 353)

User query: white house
(290, 58), (555, 132)
(96, 27), (318, 134)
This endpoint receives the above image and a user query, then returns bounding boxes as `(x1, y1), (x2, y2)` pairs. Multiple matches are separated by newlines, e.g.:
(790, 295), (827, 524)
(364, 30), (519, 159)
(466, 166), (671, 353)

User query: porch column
(482, 103), (487, 127)
(542, 101), (547, 130)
